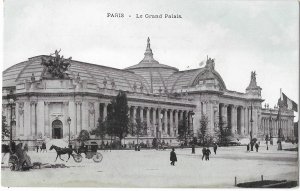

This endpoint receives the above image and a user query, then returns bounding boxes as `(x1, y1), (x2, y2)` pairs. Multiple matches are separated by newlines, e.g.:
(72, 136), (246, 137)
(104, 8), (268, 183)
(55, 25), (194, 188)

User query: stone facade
(2, 38), (295, 144)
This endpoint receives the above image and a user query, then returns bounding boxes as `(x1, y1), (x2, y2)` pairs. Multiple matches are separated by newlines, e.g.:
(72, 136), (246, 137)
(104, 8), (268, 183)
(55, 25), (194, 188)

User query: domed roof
(125, 38), (178, 71)
(3, 55), (151, 93)
(125, 38), (178, 93)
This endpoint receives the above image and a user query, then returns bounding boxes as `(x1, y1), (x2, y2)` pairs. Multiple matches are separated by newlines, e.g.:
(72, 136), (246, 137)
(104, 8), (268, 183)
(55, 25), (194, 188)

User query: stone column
(203, 102), (207, 115)
(169, 109), (173, 137)
(146, 107), (150, 135)
(24, 102), (30, 137)
(30, 101), (37, 137)
(252, 107), (258, 137)
(222, 104), (228, 125)
(103, 103), (108, 120)
(244, 107), (248, 135)
(44, 102), (50, 138)
(95, 102), (100, 126)
(133, 106), (137, 124)
(14, 103), (19, 138)
(164, 109), (168, 135)
(189, 111), (193, 136)
(179, 110), (183, 121)
(240, 107), (244, 135)
(63, 102), (69, 137)
(158, 108), (162, 134)
(37, 101), (45, 138)
(17, 103), (24, 137)
(152, 108), (157, 137)
(231, 105), (237, 134)
(81, 101), (88, 130)
(76, 101), (82, 135)
(140, 107), (144, 122)
(174, 110), (178, 136)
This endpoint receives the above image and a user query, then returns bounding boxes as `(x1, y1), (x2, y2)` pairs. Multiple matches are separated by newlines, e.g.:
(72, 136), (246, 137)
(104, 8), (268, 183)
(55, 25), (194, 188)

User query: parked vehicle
(73, 140), (103, 163)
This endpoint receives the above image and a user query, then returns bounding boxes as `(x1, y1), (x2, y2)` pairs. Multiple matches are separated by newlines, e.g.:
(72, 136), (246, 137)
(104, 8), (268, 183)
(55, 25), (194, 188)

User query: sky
(3, 0), (299, 119)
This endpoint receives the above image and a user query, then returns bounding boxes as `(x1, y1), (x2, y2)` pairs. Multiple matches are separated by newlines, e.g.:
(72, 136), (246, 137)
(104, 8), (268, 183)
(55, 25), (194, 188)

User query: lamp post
(67, 117), (71, 146)
(7, 90), (16, 143)
(250, 104), (253, 151)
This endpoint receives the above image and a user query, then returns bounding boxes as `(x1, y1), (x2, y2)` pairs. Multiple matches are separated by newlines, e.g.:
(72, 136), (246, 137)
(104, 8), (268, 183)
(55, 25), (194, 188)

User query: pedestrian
(250, 142), (254, 151)
(36, 144), (39, 153)
(170, 148), (177, 166)
(41, 142), (47, 152)
(202, 147), (207, 160)
(192, 144), (195, 154)
(247, 144), (250, 152)
(213, 143), (218, 155)
(24, 143), (29, 152)
(205, 147), (211, 161)
(255, 142), (259, 152)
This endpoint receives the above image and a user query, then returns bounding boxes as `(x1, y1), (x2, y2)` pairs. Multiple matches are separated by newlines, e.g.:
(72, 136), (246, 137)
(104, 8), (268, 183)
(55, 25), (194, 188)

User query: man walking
(255, 142), (259, 152)
(213, 143), (218, 155)
(205, 147), (211, 161)
(170, 148), (177, 166)
(202, 147), (207, 160)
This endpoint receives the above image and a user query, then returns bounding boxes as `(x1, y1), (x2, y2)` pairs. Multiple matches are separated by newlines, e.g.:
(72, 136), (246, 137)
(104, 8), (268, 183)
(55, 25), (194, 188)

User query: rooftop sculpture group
(41, 49), (72, 79)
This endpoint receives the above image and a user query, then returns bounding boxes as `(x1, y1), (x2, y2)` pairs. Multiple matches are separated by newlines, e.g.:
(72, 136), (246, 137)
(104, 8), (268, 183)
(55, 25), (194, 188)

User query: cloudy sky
(3, 0), (299, 117)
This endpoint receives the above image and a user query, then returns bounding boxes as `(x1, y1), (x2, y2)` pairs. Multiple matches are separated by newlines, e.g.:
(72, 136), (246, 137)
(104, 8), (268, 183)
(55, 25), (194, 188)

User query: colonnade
(99, 103), (193, 138)
(261, 117), (294, 138)
(218, 104), (260, 137)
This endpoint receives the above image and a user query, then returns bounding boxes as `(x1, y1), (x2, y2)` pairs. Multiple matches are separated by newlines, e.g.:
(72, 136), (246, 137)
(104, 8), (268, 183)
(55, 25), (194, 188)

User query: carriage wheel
(8, 155), (18, 171)
(92, 152), (103, 163)
(8, 162), (16, 171)
(73, 154), (83, 163)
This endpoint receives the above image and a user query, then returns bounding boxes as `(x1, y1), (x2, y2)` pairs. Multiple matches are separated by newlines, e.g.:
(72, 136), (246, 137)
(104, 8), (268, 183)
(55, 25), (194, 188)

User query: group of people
(247, 142), (260, 152)
(170, 144), (218, 165)
(35, 142), (47, 153)
(201, 147), (211, 160)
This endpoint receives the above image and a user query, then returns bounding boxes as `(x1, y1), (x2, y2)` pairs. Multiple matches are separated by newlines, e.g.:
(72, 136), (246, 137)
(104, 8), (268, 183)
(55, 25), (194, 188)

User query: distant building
(2, 38), (295, 144)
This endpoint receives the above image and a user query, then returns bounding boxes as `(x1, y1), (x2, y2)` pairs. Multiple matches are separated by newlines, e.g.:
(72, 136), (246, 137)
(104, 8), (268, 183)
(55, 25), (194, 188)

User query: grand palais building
(2, 38), (296, 145)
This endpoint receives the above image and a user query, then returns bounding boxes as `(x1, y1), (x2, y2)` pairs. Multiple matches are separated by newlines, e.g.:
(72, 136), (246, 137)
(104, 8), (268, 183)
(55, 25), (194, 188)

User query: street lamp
(250, 104), (253, 151)
(7, 90), (16, 143)
(67, 117), (71, 145)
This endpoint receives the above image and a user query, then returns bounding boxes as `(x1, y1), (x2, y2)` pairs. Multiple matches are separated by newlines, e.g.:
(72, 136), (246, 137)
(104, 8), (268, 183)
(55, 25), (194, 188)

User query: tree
(178, 117), (188, 145)
(132, 118), (147, 145)
(2, 115), (9, 139)
(197, 115), (208, 145)
(218, 120), (232, 145)
(106, 91), (130, 144)
(77, 129), (90, 142)
(90, 117), (107, 143)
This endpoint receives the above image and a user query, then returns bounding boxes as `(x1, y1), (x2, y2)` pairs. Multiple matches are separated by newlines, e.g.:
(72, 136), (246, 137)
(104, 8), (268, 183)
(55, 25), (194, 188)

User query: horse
(49, 145), (74, 162)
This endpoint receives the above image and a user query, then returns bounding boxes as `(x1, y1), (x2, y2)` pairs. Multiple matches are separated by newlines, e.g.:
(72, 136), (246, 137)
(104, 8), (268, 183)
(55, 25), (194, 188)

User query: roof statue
(246, 71), (261, 96)
(251, 71), (256, 82)
(248, 71), (257, 87)
(41, 49), (72, 79)
(205, 56), (215, 70)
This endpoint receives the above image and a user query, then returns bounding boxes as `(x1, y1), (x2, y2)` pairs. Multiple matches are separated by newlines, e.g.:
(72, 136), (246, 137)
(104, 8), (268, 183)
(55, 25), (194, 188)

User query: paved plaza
(1, 143), (298, 188)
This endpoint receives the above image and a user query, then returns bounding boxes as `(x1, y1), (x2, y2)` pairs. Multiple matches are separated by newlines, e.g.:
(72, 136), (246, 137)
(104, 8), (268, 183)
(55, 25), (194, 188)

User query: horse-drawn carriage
(72, 140), (103, 163)
(6, 143), (33, 171)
